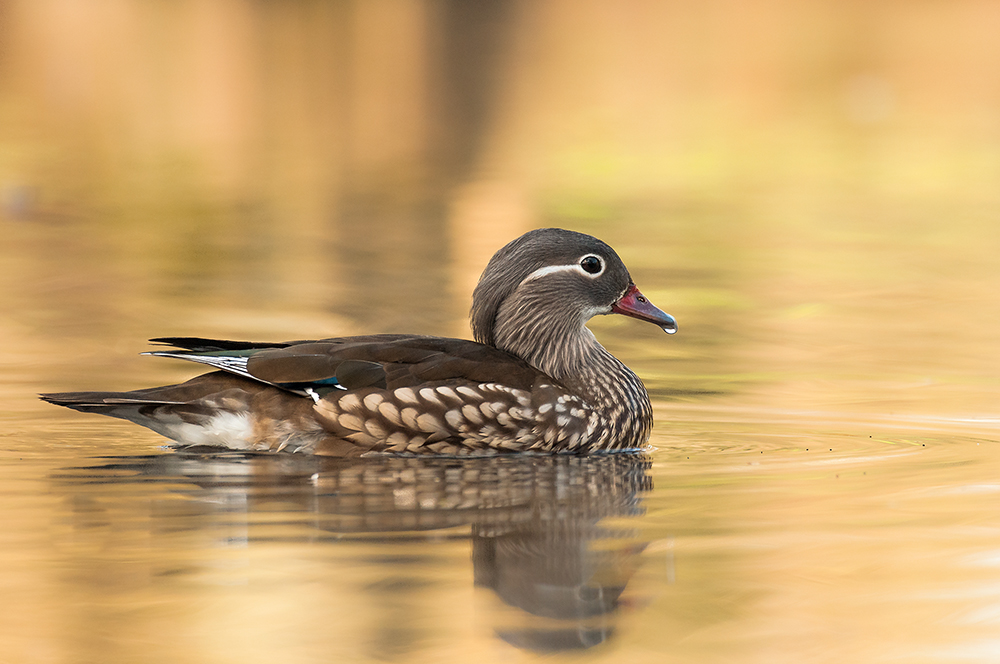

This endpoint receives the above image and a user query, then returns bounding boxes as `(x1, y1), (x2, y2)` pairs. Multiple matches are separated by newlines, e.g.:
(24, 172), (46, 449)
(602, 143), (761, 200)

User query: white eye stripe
(523, 264), (579, 281)
(522, 262), (602, 283)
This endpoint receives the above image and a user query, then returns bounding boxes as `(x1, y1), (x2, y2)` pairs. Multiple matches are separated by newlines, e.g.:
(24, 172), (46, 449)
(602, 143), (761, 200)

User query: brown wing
(139, 336), (599, 454)
(243, 335), (545, 391)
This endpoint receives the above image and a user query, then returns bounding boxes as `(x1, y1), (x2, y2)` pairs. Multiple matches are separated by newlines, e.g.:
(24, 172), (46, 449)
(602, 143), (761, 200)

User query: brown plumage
(41, 228), (677, 455)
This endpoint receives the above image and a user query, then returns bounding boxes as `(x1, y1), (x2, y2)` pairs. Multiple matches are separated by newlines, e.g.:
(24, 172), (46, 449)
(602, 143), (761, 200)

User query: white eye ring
(579, 254), (604, 276)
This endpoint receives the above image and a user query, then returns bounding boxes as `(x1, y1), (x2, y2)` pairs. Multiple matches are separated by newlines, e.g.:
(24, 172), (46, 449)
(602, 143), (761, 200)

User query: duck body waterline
(41, 228), (676, 456)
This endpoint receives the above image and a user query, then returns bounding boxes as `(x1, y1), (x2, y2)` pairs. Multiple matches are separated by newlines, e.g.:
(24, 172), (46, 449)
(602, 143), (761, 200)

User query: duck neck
(491, 302), (653, 449)
(490, 289), (602, 381)
(492, 302), (647, 408)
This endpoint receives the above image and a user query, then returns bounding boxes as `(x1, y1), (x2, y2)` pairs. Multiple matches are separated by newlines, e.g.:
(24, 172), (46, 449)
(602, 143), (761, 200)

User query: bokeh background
(3, 2), (1000, 663)
(3, 0), (999, 417)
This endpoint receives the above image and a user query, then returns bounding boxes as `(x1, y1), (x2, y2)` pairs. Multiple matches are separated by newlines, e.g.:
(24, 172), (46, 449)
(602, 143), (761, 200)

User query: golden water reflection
(3, 417), (1000, 663)
(50, 453), (652, 659)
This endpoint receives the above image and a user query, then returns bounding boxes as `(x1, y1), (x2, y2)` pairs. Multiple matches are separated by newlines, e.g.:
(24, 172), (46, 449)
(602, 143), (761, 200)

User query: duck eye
(580, 255), (603, 275)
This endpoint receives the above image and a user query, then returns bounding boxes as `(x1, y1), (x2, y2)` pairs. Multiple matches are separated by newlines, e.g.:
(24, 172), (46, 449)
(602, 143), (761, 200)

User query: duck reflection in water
(62, 451), (654, 653)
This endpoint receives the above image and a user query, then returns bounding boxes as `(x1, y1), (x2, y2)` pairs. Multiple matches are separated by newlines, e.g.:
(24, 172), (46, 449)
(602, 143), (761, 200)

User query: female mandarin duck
(42, 228), (676, 455)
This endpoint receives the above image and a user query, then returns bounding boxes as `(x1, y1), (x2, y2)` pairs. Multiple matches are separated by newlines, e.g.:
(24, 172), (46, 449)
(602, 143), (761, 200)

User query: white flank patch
(162, 412), (255, 449)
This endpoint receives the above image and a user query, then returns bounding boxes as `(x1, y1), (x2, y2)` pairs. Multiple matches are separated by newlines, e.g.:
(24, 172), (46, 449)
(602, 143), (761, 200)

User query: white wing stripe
(144, 352), (254, 380)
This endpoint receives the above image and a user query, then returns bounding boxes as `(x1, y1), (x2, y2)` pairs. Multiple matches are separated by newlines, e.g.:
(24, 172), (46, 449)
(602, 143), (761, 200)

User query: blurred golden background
(2, 0), (998, 420)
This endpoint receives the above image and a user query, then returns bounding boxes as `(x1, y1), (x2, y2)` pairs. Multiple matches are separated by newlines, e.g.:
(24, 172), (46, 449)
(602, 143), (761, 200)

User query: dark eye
(580, 255), (603, 275)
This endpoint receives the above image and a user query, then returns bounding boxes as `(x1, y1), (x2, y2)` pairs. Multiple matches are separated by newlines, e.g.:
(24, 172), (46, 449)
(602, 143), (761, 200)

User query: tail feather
(40, 391), (186, 413)
(40, 381), (254, 447)
(149, 337), (300, 352)
(40, 372), (255, 416)
(40, 374), (322, 451)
